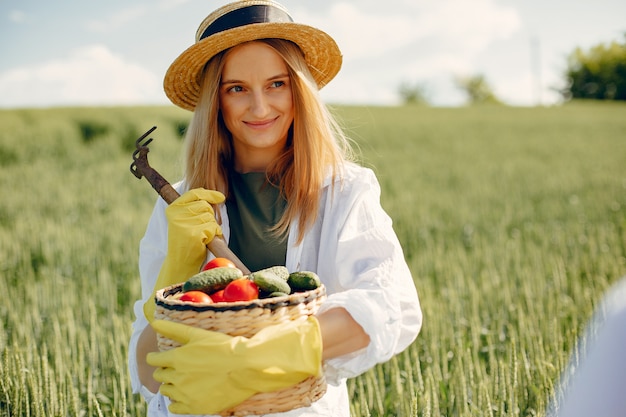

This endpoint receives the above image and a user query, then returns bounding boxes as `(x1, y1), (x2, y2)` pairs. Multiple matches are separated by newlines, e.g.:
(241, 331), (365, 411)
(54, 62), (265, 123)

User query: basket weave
(154, 283), (327, 416)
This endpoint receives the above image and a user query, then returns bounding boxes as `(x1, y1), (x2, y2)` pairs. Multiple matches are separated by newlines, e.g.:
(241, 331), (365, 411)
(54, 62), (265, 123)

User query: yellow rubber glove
(147, 317), (323, 415)
(143, 188), (225, 322)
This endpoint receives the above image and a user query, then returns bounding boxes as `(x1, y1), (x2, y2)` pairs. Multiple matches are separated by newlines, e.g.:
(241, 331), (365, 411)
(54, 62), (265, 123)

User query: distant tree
(454, 74), (502, 105)
(561, 35), (626, 101)
(560, 33), (626, 100)
(398, 81), (430, 105)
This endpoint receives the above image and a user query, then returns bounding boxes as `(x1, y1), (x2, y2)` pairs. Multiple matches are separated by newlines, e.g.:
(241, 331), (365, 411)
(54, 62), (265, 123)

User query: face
(219, 41), (295, 173)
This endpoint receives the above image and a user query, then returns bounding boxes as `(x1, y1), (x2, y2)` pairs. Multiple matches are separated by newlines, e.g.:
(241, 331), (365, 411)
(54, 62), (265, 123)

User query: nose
(249, 90), (270, 118)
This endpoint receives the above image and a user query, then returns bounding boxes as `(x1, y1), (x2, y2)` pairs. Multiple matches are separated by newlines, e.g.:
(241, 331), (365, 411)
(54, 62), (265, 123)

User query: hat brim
(163, 22), (342, 111)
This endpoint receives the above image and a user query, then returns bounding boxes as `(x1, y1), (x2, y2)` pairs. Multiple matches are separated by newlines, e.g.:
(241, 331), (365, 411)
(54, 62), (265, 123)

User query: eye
(271, 80), (285, 88)
(228, 85), (244, 93)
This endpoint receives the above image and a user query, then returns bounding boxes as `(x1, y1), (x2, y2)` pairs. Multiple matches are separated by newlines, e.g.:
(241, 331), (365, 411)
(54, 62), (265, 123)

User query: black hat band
(200, 5), (294, 41)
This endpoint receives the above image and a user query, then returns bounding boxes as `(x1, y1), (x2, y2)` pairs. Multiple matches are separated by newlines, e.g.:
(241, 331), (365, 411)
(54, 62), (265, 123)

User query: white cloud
(292, 0), (522, 105)
(0, 45), (166, 108)
(9, 10), (26, 23)
(301, 0), (520, 61)
(85, 6), (148, 32)
(419, 0), (521, 49)
(84, 1), (193, 33)
(323, 3), (424, 60)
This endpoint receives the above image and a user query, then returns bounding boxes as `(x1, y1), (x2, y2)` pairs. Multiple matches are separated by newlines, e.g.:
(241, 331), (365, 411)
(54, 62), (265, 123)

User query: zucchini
(182, 267), (243, 294)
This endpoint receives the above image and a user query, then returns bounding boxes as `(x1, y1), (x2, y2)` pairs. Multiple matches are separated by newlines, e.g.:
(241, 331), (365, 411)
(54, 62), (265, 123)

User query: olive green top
(226, 171), (288, 272)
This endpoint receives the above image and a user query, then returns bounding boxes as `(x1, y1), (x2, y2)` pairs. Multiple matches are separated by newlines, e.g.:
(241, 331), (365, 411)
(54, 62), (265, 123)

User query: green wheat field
(1, 101), (625, 416)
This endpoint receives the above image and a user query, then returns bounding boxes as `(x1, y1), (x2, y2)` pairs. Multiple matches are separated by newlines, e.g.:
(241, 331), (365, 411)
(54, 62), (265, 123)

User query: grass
(0, 101), (624, 416)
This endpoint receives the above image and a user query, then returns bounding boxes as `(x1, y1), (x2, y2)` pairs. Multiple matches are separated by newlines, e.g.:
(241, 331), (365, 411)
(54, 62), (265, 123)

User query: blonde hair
(183, 39), (354, 243)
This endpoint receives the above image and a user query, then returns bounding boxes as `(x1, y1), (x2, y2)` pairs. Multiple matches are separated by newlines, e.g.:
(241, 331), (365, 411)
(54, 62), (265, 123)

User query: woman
(129, 1), (422, 416)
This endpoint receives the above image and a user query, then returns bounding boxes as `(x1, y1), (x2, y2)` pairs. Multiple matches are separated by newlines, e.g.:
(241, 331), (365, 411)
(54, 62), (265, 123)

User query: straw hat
(164, 0), (343, 111)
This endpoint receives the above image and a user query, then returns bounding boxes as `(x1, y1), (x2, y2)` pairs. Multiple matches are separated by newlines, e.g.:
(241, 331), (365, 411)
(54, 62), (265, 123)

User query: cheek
(278, 95), (294, 119)
(219, 98), (239, 128)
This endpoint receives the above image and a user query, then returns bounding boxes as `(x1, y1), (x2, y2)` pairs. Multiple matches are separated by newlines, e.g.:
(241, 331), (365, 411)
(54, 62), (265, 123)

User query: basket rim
(156, 283), (326, 313)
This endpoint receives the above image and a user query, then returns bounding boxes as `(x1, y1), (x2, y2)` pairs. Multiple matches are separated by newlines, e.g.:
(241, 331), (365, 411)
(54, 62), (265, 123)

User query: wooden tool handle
(157, 183), (181, 205)
(208, 237), (250, 274)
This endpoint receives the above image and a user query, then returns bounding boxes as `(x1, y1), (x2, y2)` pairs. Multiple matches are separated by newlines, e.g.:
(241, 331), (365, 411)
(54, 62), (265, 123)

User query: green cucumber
(182, 267), (243, 294)
(249, 265), (289, 281)
(250, 267), (291, 294)
(287, 271), (321, 291)
(266, 291), (289, 298)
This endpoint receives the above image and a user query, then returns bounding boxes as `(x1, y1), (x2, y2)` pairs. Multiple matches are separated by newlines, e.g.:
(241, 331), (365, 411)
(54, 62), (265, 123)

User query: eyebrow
(221, 73), (289, 86)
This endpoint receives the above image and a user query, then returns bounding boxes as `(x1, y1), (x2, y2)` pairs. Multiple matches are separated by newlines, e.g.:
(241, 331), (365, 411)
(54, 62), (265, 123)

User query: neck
(233, 149), (275, 173)
(233, 142), (287, 173)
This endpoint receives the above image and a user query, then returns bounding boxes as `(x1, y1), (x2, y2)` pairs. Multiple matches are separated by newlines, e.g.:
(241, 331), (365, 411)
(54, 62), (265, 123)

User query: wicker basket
(154, 283), (327, 416)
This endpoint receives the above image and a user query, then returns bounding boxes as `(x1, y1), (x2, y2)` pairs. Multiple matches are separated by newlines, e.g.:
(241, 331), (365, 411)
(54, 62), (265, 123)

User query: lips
(244, 116), (278, 129)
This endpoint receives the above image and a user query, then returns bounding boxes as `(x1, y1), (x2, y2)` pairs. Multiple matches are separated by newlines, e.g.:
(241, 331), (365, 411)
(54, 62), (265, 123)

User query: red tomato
(210, 289), (226, 303)
(179, 291), (213, 304)
(223, 279), (259, 302)
(203, 257), (237, 271)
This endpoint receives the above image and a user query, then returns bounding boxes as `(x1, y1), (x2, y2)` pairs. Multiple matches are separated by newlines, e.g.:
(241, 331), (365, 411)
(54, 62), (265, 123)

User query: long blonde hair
(183, 39), (354, 243)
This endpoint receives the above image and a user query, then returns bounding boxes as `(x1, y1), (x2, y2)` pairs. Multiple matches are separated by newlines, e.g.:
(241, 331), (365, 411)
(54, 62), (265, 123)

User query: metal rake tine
(135, 126), (157, 148)
(132, 138), (152, 158)
(130, 126), (157, 178)
(138, 137), (154, 148)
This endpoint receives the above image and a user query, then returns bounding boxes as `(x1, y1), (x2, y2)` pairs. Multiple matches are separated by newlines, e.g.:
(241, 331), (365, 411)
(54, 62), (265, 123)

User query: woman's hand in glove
(147, 317), (323, 415)
(143, 188), (225, 321)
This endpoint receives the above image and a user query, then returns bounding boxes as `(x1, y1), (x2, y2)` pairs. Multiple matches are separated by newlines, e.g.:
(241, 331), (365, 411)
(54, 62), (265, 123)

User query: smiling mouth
(245, 117), (278, 128)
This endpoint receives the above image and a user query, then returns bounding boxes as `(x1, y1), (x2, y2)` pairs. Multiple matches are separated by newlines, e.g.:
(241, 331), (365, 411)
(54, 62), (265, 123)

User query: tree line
(399, 34), (626, 105)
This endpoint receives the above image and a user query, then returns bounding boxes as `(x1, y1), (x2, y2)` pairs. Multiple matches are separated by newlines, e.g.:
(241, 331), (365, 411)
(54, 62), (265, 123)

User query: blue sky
(1, 0), (624, 108)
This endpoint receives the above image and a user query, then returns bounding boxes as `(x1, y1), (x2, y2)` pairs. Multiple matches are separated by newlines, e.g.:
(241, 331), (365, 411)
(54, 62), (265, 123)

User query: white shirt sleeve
(302, 166), (423, 383)
(128, 196), (169, 399)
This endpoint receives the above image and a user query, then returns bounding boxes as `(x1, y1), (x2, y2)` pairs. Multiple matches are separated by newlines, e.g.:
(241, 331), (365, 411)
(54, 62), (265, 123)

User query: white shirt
(128, 163), (423, 416)
(550, 278), (626, 417)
